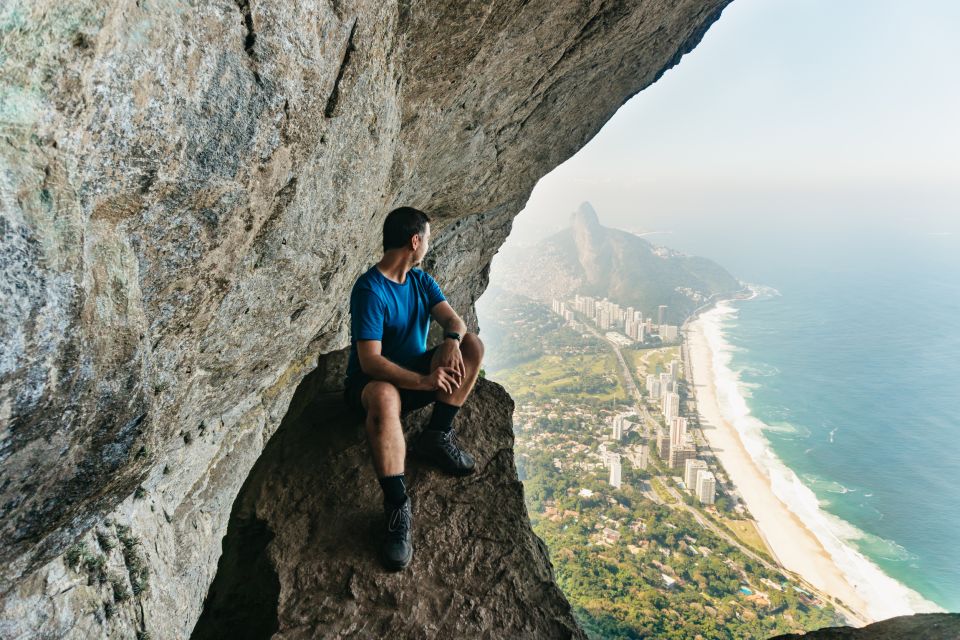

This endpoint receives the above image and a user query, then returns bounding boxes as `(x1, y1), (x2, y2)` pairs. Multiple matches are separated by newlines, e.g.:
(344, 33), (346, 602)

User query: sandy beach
(684, 314), (874, 624)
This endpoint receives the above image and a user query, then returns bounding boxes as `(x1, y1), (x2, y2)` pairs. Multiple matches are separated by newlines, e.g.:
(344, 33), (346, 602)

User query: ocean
(690, 223), (960, 614)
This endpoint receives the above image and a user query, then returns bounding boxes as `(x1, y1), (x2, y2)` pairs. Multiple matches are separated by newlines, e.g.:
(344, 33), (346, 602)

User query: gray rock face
(192, 374), (585, 639)
(1, 0), (731, 636)
(770, 613), (960, 640)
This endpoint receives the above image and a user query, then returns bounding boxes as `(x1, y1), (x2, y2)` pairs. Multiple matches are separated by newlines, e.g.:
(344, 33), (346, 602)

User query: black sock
(427, 401), (460, 433)
(379, 474), (407, 506)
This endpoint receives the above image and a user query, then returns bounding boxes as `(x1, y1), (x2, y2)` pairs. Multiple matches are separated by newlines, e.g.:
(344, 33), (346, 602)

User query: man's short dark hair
(383, 206), (431, 251)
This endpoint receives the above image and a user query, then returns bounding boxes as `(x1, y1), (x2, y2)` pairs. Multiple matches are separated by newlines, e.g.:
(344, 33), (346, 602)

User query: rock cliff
(192, 371), (585, 639)
(0, 0), (732, 636)
(770, 613), (960, 640)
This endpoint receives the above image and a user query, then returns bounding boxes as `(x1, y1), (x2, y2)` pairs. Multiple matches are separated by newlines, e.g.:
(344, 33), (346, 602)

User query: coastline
(684, 301), (875, 624)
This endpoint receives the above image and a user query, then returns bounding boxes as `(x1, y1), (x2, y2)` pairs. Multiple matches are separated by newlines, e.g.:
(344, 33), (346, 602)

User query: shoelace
(439, 429), (463, 458)
(388, 504), (411, 535)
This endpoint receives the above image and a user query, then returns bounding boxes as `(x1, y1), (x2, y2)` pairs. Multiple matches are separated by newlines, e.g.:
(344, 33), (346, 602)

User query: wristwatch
(444, 331), (462, 343)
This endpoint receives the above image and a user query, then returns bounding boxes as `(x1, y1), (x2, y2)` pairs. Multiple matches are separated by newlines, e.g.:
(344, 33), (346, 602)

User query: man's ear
(410, 233), (420, 251)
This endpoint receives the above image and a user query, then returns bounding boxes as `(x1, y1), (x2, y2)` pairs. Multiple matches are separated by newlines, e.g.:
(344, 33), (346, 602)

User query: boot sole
(409, 449), (476, 476)
(382, 550), (413, 571)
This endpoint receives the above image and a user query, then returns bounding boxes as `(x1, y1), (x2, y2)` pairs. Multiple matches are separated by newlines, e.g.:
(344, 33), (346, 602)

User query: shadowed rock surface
(769, 613), (960, 640)
(192, 371), (583, 639)
(1, 1), (735, 636)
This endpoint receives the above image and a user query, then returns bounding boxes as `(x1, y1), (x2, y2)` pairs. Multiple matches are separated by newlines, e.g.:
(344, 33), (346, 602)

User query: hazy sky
(507, 0), (960, 248)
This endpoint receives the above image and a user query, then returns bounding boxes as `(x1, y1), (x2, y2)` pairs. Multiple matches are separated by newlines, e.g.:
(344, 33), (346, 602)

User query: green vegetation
(64, 541), (108, 585)
(496, 353), (627, 404)
(522, 451), (839, 639)
(484, 292), (844, 638)
(116, 524), (150, 596)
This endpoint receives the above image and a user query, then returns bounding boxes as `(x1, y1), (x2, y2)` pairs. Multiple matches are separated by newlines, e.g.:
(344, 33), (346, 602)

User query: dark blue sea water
(683, 222), (960, 613)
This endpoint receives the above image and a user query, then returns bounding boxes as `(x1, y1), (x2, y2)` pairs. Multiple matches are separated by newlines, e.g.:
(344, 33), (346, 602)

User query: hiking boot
(410, 428), (476, 476)
(382, 497), (413, 571)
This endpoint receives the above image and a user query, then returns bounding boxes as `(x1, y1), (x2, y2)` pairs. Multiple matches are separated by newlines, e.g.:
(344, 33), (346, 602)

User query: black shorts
(343, 346), (439, 418)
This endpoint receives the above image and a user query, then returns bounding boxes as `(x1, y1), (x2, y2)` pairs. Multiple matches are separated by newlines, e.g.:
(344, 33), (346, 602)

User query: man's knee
(362, 381), (401, 419)
(461, 333), (484, 362)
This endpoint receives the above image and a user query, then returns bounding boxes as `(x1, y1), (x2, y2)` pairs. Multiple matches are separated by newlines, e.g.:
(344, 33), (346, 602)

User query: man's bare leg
(361, 381), (405, 477)
(361, 380), (413, 570)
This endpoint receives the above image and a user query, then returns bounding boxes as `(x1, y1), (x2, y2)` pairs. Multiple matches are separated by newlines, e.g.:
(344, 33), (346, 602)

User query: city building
(670, 416), (688, 448)
(657, 428), (671, 458)
(669, 441), (697, 470)
(625, 444), (649, 470)
(696, 471), (716, 504)
(664, 392), (680, 422)
(646, 374), (657, 395)
(661, 325), (679, 341)
(658, 305), (667, 326)
(669, 360), (680, 382)
(609, 454), (622, 488)
(684, 459), (708, 489)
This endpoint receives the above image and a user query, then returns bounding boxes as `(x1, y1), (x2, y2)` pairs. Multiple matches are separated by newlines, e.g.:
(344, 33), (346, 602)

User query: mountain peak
(571, 201), (601, 229)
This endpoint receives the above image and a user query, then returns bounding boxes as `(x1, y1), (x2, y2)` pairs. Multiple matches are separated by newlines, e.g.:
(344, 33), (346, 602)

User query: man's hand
(424, 366), (462, 394)
(437, 339), (466, 380)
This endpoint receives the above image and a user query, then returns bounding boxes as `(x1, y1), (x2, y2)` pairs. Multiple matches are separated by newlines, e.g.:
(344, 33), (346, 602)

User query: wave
(697, 302), (942, 619)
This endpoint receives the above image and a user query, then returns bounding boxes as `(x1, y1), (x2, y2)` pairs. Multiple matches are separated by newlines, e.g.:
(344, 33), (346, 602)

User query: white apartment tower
(684, 459), (708, 489)
(664, 392), (680, 422)
(696, 471), (716, 505)
(609, 454), (622, 489)
(670, 416), (688, 448)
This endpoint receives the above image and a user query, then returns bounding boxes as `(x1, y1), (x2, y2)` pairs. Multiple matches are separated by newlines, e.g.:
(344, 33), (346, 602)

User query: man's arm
(430, 301), (468, 379)
(430, 300), (467, 337)
(356, 340), (460, 393)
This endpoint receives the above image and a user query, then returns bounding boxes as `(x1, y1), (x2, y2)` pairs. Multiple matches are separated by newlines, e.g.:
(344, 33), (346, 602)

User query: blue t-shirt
(345, 266), (447, 382)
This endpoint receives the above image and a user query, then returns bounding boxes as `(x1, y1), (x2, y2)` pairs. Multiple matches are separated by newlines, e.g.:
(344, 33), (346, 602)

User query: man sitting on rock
(343, 206), (484, 571)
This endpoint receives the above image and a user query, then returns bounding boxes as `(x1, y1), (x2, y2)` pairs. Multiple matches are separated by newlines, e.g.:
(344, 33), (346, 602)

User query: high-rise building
(645, 374), (657, 395)
(670, 416), (688, 448)
(657, 428), (671, 457)
(684, 459), (708, 489)
(626, 444), (649, 470)
(638, 324), (646, 343)
(612, 419), (623, 441)
(661, 325), (679, 341)
(658, 305), (668, 326)
(696, 471), (716, 504)
(669, 360), (680, 382)
(609, 453), (622, 488)
(664, 392), (680, 422)
(659, 373), (672, 400)
(669, 442), (697, 470)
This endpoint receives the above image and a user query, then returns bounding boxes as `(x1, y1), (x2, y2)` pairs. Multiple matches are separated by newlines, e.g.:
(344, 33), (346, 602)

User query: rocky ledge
(770, 613), (960, 640)
(192, 373), (584, 639)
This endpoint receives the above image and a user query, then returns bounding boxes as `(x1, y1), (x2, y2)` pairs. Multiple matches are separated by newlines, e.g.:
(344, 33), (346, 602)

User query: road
(578, 320), (657, 433)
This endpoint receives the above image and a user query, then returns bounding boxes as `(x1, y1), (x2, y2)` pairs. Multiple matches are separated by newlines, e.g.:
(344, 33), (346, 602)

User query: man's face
(413, 222), (430, 265)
